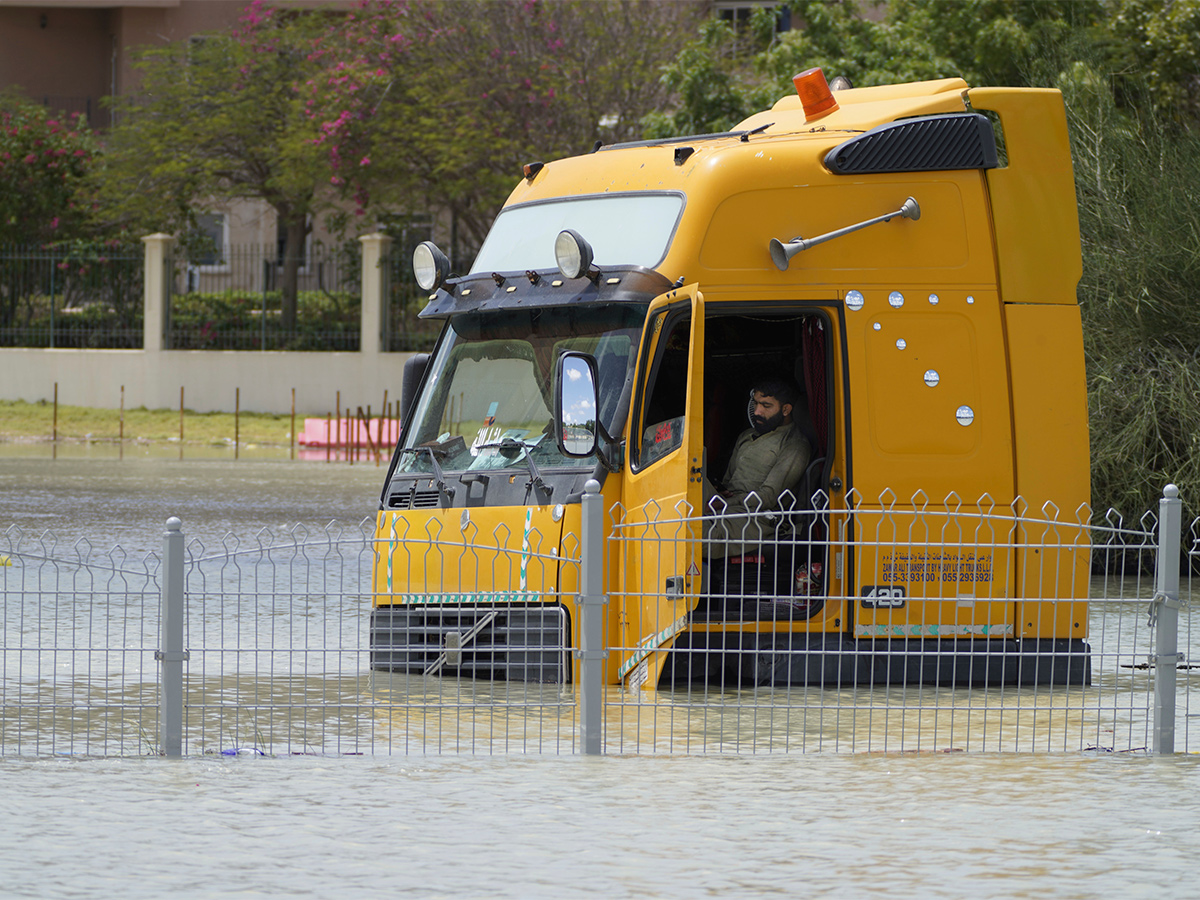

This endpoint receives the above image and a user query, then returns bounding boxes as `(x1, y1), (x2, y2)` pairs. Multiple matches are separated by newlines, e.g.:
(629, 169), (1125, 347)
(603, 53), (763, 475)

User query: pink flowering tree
(0, 92), (98, 245)
(93, 0), (698, 313)
(303, 0), (701, 261)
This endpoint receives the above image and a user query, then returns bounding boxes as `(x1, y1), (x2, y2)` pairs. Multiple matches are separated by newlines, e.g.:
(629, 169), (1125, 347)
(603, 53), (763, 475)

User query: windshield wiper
(399, 446), (456, 502)
(477, 437), (552, 501)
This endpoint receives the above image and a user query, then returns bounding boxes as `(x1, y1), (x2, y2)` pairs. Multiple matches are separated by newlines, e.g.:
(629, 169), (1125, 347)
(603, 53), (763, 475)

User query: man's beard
(749, 409), (784, 435)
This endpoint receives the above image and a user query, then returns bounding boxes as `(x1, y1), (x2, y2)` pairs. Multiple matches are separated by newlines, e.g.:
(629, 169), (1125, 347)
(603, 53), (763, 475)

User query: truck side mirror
(555, 351), (600, 458)
(400, 353), (430, 424)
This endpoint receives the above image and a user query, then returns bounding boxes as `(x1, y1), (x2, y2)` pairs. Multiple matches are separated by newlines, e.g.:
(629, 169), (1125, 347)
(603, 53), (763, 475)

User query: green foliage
(757, 0), (958, 90)
(97, 4), (332, 233)
(643, 18), (777, 137)
(0, 93), (99, 244)
(883, 0), (1103, 86)
(0, 301), (143, 349)
(1104, 0), (1200, 120)
(1065, 66), (1200, 517)
(168, 290), (360, 351)
(0, 242), (142, 339)
(94, 2), (338, 328)
(645, 0), (1108, 136)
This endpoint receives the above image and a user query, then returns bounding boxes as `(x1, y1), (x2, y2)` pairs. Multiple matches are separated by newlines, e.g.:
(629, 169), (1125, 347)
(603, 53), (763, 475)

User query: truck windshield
(469, 193), (684, 274)
(396, 305), (647, 475)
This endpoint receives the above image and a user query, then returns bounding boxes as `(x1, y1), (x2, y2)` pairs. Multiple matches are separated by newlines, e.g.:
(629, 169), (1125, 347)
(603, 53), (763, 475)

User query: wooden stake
(380, 389), (388, 451)
(179, 386), (184, 460)
(119, 385), (124, 461)
(235, 387), (240, 461)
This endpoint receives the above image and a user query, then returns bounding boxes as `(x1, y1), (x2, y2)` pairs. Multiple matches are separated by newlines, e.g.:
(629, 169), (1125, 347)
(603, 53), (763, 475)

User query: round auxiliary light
(555, 229), (594, 280)
(413, 241), (450, 292)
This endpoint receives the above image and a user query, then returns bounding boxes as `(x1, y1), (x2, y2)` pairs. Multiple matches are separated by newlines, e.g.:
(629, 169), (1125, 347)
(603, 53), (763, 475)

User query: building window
(713, 1), (791, 36)
(192, 212), (228, 269)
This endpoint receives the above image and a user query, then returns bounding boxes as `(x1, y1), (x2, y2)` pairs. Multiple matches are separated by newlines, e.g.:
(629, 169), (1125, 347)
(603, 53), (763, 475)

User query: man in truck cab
(704, 375), (812, 559)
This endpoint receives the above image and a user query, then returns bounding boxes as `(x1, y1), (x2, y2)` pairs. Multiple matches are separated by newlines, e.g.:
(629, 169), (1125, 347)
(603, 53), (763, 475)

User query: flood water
(3, 453), (1200, 898)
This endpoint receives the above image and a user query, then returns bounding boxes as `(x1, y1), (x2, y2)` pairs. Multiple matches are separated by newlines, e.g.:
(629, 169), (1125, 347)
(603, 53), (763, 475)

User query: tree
(644, 1), (1114, 138)
(303, 0), (702, 264)
(94, 2), (336, 329)
(0, 92), (98, 245)
(642, 15), (780, 138)
(1103, 0), (1200, 121)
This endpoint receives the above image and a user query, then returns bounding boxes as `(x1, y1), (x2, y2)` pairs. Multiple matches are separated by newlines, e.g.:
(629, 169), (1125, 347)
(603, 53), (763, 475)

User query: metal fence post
(1153, 484), (1183, 755)
(158, 517), (186, 757)
(579, 478), (606, 755)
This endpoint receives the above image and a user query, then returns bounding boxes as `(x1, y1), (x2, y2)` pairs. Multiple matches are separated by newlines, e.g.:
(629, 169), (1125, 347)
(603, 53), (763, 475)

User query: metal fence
(167, 244), (361, 351)
(168, 241), (441, 352)
(0, 486), (1192, 757)
(0, 239), (444, 352)
(0, 243), (144, 348)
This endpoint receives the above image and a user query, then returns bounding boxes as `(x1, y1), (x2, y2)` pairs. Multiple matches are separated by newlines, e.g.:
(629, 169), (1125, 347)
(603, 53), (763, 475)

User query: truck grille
(370, 605), (569, 683)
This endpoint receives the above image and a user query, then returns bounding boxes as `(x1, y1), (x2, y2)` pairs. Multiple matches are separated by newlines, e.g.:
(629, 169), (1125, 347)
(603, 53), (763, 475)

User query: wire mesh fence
(0, 488), (1193, 757)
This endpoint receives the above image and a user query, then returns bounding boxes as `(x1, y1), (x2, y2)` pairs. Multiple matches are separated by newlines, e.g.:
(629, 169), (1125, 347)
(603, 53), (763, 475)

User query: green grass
(0, 399), (295, 446)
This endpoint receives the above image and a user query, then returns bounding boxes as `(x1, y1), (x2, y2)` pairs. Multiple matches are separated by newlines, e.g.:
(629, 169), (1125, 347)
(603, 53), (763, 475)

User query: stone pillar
(359, 233), (393, 355)
(141, 233), (174, 353)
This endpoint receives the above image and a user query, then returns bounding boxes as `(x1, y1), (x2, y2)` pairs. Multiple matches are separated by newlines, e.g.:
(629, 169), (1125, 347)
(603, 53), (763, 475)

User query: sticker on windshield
(472, 401), (502, 454)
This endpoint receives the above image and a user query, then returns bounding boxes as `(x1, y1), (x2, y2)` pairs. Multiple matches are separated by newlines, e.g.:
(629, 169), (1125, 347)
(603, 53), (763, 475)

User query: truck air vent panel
(386, 487), (442, 509)
(370, 605), (569, 683)
(825, 113), (998, 175)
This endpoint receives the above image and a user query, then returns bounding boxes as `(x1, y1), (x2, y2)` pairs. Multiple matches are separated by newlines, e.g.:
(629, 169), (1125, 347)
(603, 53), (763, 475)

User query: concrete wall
(0, 233), (425, 416)
(0, 5), (115, 127)
(0, 1), (357, 120)
(0, 346), (415, 416)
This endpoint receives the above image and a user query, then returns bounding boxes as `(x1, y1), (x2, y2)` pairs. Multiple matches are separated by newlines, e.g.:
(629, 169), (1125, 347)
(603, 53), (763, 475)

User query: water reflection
(0, 456), (383, 552)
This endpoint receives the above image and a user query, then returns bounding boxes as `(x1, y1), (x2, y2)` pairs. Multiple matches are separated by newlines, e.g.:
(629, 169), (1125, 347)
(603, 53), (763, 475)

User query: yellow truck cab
(372, 69), (1090, 688)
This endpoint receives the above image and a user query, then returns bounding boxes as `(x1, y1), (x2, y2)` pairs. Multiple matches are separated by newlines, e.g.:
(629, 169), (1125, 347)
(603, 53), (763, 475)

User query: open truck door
(615, 284), (705, 690)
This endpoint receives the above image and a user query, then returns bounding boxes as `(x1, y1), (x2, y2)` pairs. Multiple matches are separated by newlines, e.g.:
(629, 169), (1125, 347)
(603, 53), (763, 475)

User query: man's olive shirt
(721, 421), (812, 513)
(705, 421), (812, 558)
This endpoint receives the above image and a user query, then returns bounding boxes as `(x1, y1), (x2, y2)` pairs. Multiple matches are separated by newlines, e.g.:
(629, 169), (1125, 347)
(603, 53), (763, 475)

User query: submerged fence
(0, 486), (1193, 757)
